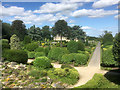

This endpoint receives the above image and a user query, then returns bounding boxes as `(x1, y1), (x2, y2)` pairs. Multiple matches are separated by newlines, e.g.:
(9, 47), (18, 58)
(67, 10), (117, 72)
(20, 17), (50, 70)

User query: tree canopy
(11, 20), (27, 41)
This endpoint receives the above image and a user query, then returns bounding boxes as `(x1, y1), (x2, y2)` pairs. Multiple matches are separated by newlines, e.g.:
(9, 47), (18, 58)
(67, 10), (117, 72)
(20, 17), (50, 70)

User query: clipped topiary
(48, 47), (69, 61)
(28, 52), (35, 59)
(44, 46), (51, 56)
(1, 39), (10, 51)
(23, 36), (31, 44)
(9, 34), (21, 50)
(3, 49), (28, 64)
(25, 42), (39, 51)
(33, 56), (52, 69)
(67, 40), (78, 53)
(74, 54), (88, 65)
(61, 54), (74, 64)
(35, 52), (45, 58)
(77, 40), (85, 51)
(35, 47), (44, 52)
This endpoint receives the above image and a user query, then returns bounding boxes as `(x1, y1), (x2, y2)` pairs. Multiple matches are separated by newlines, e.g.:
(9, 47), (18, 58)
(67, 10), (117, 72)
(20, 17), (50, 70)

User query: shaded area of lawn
(73, 73), (119, 89)
(104, 69), (120, 86)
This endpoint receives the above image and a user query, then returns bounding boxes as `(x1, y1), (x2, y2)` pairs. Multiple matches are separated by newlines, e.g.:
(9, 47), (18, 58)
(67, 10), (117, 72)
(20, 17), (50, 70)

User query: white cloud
(1, 5), (69, 25)
(1, 6), (24, 16)
(0, 5), (32, 17)
(62, 0), (94, 3)
(114, 15), (120, 19)
(33, 2), (81, 14)
(92, 0), (119, 8)
(81, 26), (92, 30)
(72, 9), (118, 18)
(9, 13), (68, 25)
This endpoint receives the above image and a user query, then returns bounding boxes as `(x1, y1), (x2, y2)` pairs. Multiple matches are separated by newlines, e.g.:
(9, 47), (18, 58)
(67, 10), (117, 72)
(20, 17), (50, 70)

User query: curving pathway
(51, 42), (108, 88)
(28, 42), (115, 88)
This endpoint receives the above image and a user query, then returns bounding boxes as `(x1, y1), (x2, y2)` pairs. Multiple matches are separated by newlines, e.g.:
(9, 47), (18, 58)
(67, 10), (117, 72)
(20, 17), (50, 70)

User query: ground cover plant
(48, 67), (79, 85)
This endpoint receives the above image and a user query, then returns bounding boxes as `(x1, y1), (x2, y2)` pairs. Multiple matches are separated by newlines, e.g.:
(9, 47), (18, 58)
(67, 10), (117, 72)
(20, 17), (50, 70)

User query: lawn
(74, 73), (120, 88)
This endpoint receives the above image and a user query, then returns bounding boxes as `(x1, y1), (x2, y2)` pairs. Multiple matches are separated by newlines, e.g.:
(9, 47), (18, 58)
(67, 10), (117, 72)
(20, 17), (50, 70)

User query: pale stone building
(53, 35), (78, 42)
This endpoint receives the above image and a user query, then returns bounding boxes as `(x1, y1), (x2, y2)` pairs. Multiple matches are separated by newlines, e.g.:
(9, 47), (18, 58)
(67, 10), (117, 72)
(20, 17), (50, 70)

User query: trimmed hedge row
(67, 40), (78, 53)
(28, 52), (35, 59)
(102, 47), (118, 67)
(61, 53), (89, 65)
(35, 52), (45, 58)
(2, 39), (10, 51)
(3, 49), (28, 64)
(48, 47), (69, 61)
(25, 42), (39, 51)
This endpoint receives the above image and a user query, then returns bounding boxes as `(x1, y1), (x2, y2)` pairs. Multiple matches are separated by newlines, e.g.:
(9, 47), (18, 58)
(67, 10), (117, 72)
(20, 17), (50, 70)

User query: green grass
(101, 66), (119, 71)
(74, 73), (119, 88)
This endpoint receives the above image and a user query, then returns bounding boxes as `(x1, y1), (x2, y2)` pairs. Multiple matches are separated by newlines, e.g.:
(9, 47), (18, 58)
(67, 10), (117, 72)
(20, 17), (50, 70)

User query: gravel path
(67, 42), (102, 88)
(50, 42), (103, 88)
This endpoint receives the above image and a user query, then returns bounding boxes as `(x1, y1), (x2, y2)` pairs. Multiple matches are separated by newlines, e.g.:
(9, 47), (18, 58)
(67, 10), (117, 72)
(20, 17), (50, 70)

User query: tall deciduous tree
(102, 30), (113, 45)
(2, 21), (12, 40)
(67, 25), (86, 42)
(28, 25), (42, 41)
(112, 33), (120, 67)
(41, 25), (51, 40)
(11, 20), (27, 41)
(53, 20), (68, 47)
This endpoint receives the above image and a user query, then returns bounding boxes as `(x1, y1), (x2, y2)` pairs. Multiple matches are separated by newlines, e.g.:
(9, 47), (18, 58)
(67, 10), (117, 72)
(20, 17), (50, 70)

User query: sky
(0, 0), (120, 37)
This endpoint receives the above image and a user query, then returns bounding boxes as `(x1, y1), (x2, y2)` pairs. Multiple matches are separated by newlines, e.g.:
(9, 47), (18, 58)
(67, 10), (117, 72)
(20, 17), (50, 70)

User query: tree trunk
(60, 35), (62, 47)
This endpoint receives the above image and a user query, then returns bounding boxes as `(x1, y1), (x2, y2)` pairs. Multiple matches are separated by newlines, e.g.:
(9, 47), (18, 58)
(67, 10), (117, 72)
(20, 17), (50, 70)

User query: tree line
(2, 19), (86, 42)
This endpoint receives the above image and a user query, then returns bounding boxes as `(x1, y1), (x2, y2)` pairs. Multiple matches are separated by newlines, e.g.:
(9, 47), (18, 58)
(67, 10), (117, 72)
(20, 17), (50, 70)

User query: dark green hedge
(3, 49), (28, 64)
(25, 42), (39, 51)
(102, 47), (118, 67)
(67, 40), (78, 53)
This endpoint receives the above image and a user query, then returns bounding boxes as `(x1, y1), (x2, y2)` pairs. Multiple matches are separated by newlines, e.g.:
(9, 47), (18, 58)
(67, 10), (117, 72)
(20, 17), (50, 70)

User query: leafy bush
(113, 33), (120, 66)
(58, 48), (69, 61)
(28, 69), (47, 79)
(3, 49), (28, 64)
(61, 53), (88, 65)
(33, 56), (52, 69)
(85, 48), (91, 54)
(44, 47), (50, 56)
(77, 40), (85, 51)
(74, 54), (88, 65)
(67, 40), (78, 53)
(102, 48), (118, 67)
(28, 52), (35, 59)
(61, 54), (74, 64)
(48, 47), (69, 61)
(61, 64), (73, 69)
(23, 36), (31, 44)
(48, 68), (79, 85)
(9, 34), (21, 50)
(35, 52), (45, 58)
(2, 40), (10, 51)
(35, 47), (44, 52)
(25, 42), (39, 51)
(2, 39), (9, 43)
